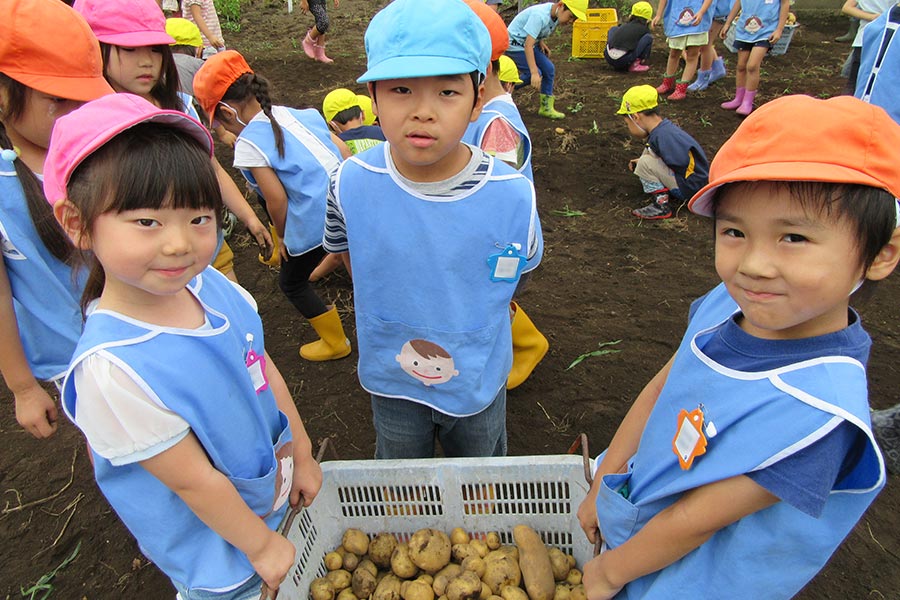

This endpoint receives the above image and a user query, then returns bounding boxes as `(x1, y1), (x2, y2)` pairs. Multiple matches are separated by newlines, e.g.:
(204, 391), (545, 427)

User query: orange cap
(193, 50), (254, 127)
(463, 0), (509, 62)
(689, 95), (900, 217)
(0, 0), (113, 101)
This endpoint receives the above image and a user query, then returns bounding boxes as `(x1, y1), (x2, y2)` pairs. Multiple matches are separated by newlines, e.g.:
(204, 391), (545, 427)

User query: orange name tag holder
(672, 407), (708, 470)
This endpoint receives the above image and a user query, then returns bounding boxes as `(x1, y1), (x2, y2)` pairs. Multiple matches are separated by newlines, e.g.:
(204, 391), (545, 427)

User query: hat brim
(9, 72), (114, 102)
(688, 162), (894, 217)
(358, 56), (481, 83)
(96, 31), (176, 46)
(568, 6), (587, 20)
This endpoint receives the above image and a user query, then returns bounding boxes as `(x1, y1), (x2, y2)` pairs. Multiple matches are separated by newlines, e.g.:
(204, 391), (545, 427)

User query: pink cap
(74, 0), (175, 47)
(44, 93), (212, 207)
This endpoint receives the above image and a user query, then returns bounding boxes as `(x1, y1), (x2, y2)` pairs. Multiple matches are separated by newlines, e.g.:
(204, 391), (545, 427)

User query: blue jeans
(604, 30), (654, 70)
(174, 574), (263, 600)
(371, 387), (508, 459)
(507, 49), (555, 96)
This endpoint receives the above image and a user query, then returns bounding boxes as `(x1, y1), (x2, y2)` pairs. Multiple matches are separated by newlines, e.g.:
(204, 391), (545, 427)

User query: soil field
(2, 2), (898, 599)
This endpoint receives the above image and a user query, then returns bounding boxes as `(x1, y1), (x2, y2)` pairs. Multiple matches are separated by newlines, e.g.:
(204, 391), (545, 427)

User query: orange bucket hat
(690, 95), (900, 217)
(463, 0), (509, 62)
(0, 0), (113, 101)
(193, 50), (254, 127)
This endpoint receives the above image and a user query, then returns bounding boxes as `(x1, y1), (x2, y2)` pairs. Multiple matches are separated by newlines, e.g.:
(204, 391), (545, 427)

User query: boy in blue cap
(323, 0), (542, 459)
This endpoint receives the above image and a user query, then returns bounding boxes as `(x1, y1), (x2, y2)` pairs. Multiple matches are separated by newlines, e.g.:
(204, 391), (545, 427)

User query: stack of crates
(571, 8), (618, 58)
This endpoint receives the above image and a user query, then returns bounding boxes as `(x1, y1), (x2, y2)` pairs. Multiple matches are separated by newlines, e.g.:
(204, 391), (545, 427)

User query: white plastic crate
(724, 23), (798, 56)
(278, 455), (594, 599)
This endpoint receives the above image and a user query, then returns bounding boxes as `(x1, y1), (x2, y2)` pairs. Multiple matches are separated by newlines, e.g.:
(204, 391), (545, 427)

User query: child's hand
(690, 11), (705, 26)
(583, 556), (624, 600)
(291, 451), (323, 508)
(768, 30), (783, 43)
(211, 36), (225, 49)
(628, 158), (639, 172)
(333, 0), (340, 6)
(300, 0), (309, 12)
(15, 384), (58, 439)
(539, 40), (551, 56)
(577, 489), (601, 544)
(719, 26), (729, 40)
(651, 15), (661, 28)
(248, 530), (295, 592)
(246, 219), (275, 263)
(530, 73), (542, 90)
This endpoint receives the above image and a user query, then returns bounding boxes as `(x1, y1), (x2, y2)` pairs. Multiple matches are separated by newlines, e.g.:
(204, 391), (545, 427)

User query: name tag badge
(245, 333), (269, 393)
(673, 407), (707, 470)
(487, 243), (527, 282)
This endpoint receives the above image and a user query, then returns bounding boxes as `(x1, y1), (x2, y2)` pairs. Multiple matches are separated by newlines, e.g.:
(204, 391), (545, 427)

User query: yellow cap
(562, 0), (588, 21)
(357, 94), (376, 126)
(616, 84), (659, 114)
(498, 55), (522, 84)
(165, 17), (202, 47)
(631, 1), (653, 20)
(323, 88), (361, 123)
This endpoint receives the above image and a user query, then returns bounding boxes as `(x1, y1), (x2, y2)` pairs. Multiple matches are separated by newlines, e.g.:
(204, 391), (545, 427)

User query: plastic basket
(278, 455), (594, 599)
(572, 8), (619, 58)
(723, 23), (798, 56)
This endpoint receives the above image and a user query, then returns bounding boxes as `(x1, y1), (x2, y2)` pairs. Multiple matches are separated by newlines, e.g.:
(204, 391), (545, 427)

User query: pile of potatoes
(309, 525), (586, 600)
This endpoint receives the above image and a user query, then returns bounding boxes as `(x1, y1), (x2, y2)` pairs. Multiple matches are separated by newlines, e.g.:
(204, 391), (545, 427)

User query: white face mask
(628, 113), (647, 135)
(218, 101), (248, 127)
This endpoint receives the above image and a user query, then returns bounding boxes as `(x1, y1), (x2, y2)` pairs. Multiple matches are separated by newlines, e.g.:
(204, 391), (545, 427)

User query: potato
(481, 553), (520, 595)
(486, 546), (519, 562)
(374, 573), (403, 600)
(566, 554), (576, 569)
(338, 588), (359, 600)
(408, 528), (452, 574)
(565, 569), (582, 586)
(479, 582), (492, 600)
(553, 584), (571, 600)
(370, 533), (399, 569)
(548, 548), (569, 582)
(460, 556), (485, 578)
(352, 567), (377, 599)
(432, 564), (463, 596)
(326, 570), (352, 592)
(325, 551), (344, 571)
(311, 578), (336, 600)
(343, 552), (360, 572)
(485, 532), (501, 551)
(452, 543), (478, 564)
(469, 539), (488, 558)
(343, 528), (370, 557)
(392, 543), (419, 579)
(402, 580), (436, 600)
(445, 570), (482, 600)
(450, 527), (470, 546)
(513, 525), (555, 600)
(417, 574), (434, 586)
(357, 558), (379, 577)
(499, 585), (529, 600)
(569, 586), (586, 600)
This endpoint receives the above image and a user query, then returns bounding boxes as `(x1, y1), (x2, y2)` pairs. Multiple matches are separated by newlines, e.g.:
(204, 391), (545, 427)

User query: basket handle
(567, 433), (602, 557)
(259, 438), (334, 600)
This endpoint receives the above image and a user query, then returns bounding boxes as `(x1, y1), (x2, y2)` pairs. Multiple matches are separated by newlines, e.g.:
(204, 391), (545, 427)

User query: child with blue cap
(323, 0), (543, 459)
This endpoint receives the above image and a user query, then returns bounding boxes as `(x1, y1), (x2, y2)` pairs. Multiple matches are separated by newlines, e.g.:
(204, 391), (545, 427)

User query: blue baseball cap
(358, 0), (491, 83)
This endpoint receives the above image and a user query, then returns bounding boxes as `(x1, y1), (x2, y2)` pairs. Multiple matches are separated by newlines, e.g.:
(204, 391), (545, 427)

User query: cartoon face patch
(271, 441), (294, 514)
(396, 339), (460, 386)
(677, 8), (696, 25)
(743, 16), (763, 33)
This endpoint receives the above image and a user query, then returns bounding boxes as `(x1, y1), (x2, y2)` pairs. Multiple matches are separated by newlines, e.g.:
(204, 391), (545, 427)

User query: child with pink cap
(577, 95), (900, 599)
(0, 0), (113, 439)
(46, 92), (322, 599)
(75, 0), (274, 281)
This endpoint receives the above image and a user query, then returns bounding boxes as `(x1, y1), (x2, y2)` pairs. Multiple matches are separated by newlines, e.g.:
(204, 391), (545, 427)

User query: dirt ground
(2, 2), (899, 598)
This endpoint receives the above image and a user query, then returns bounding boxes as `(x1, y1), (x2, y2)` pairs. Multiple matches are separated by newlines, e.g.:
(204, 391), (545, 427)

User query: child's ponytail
(0, 76), (73, 264)
(250, 74), (285, 159)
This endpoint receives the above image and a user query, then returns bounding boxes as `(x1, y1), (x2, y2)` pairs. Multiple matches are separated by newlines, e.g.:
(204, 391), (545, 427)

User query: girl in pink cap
(46, 92), (321, 600)
(0, 0), (113, 439)
(74, 0), (273, 283)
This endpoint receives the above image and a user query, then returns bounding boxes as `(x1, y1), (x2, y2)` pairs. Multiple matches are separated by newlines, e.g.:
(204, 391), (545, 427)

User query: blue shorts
(732, 39), (772, 50)
(371, 387), (508, 459)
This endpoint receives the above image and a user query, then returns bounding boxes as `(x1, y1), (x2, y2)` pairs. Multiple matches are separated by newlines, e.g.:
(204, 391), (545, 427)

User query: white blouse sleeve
(72, 353), (191, 466)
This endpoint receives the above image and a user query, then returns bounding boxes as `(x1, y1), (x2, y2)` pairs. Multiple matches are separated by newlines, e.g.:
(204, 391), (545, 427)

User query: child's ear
(469, 82), (486, 123)
(53, 200), (90, 250)
(367, 83), (378, 117)
(866, 227), (900, 281)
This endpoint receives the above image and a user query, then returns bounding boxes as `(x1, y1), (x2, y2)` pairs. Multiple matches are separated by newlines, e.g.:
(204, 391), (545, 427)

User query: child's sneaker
(632, 191), (672, 219)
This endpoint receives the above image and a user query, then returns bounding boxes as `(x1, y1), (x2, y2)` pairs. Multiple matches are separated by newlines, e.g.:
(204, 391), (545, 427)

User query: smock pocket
(228, 412), (293, 518)
(356, 313), (507, 416)
(596, 470), (640, 549)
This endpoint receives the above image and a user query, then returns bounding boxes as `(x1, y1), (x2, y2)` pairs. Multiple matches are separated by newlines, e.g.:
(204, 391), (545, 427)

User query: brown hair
(409, 339), (451, 359)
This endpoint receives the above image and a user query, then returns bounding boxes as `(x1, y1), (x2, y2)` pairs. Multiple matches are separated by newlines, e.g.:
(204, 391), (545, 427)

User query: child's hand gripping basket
(277, 455), (595, 599)
(572, 8), (618, 58)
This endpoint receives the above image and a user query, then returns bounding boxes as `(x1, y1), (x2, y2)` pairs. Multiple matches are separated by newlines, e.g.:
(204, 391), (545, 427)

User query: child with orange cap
(194, 50), (353, 362)
(505, 0), (588, 119)
(0, 0), (113, 439)
(578, 95), (900, 599)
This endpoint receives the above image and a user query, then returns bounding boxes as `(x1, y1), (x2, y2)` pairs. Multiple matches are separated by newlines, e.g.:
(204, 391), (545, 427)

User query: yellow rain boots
(507, 302), (549, 389)
(300, 306), (352, 361)
(258, 224), (282, 267)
